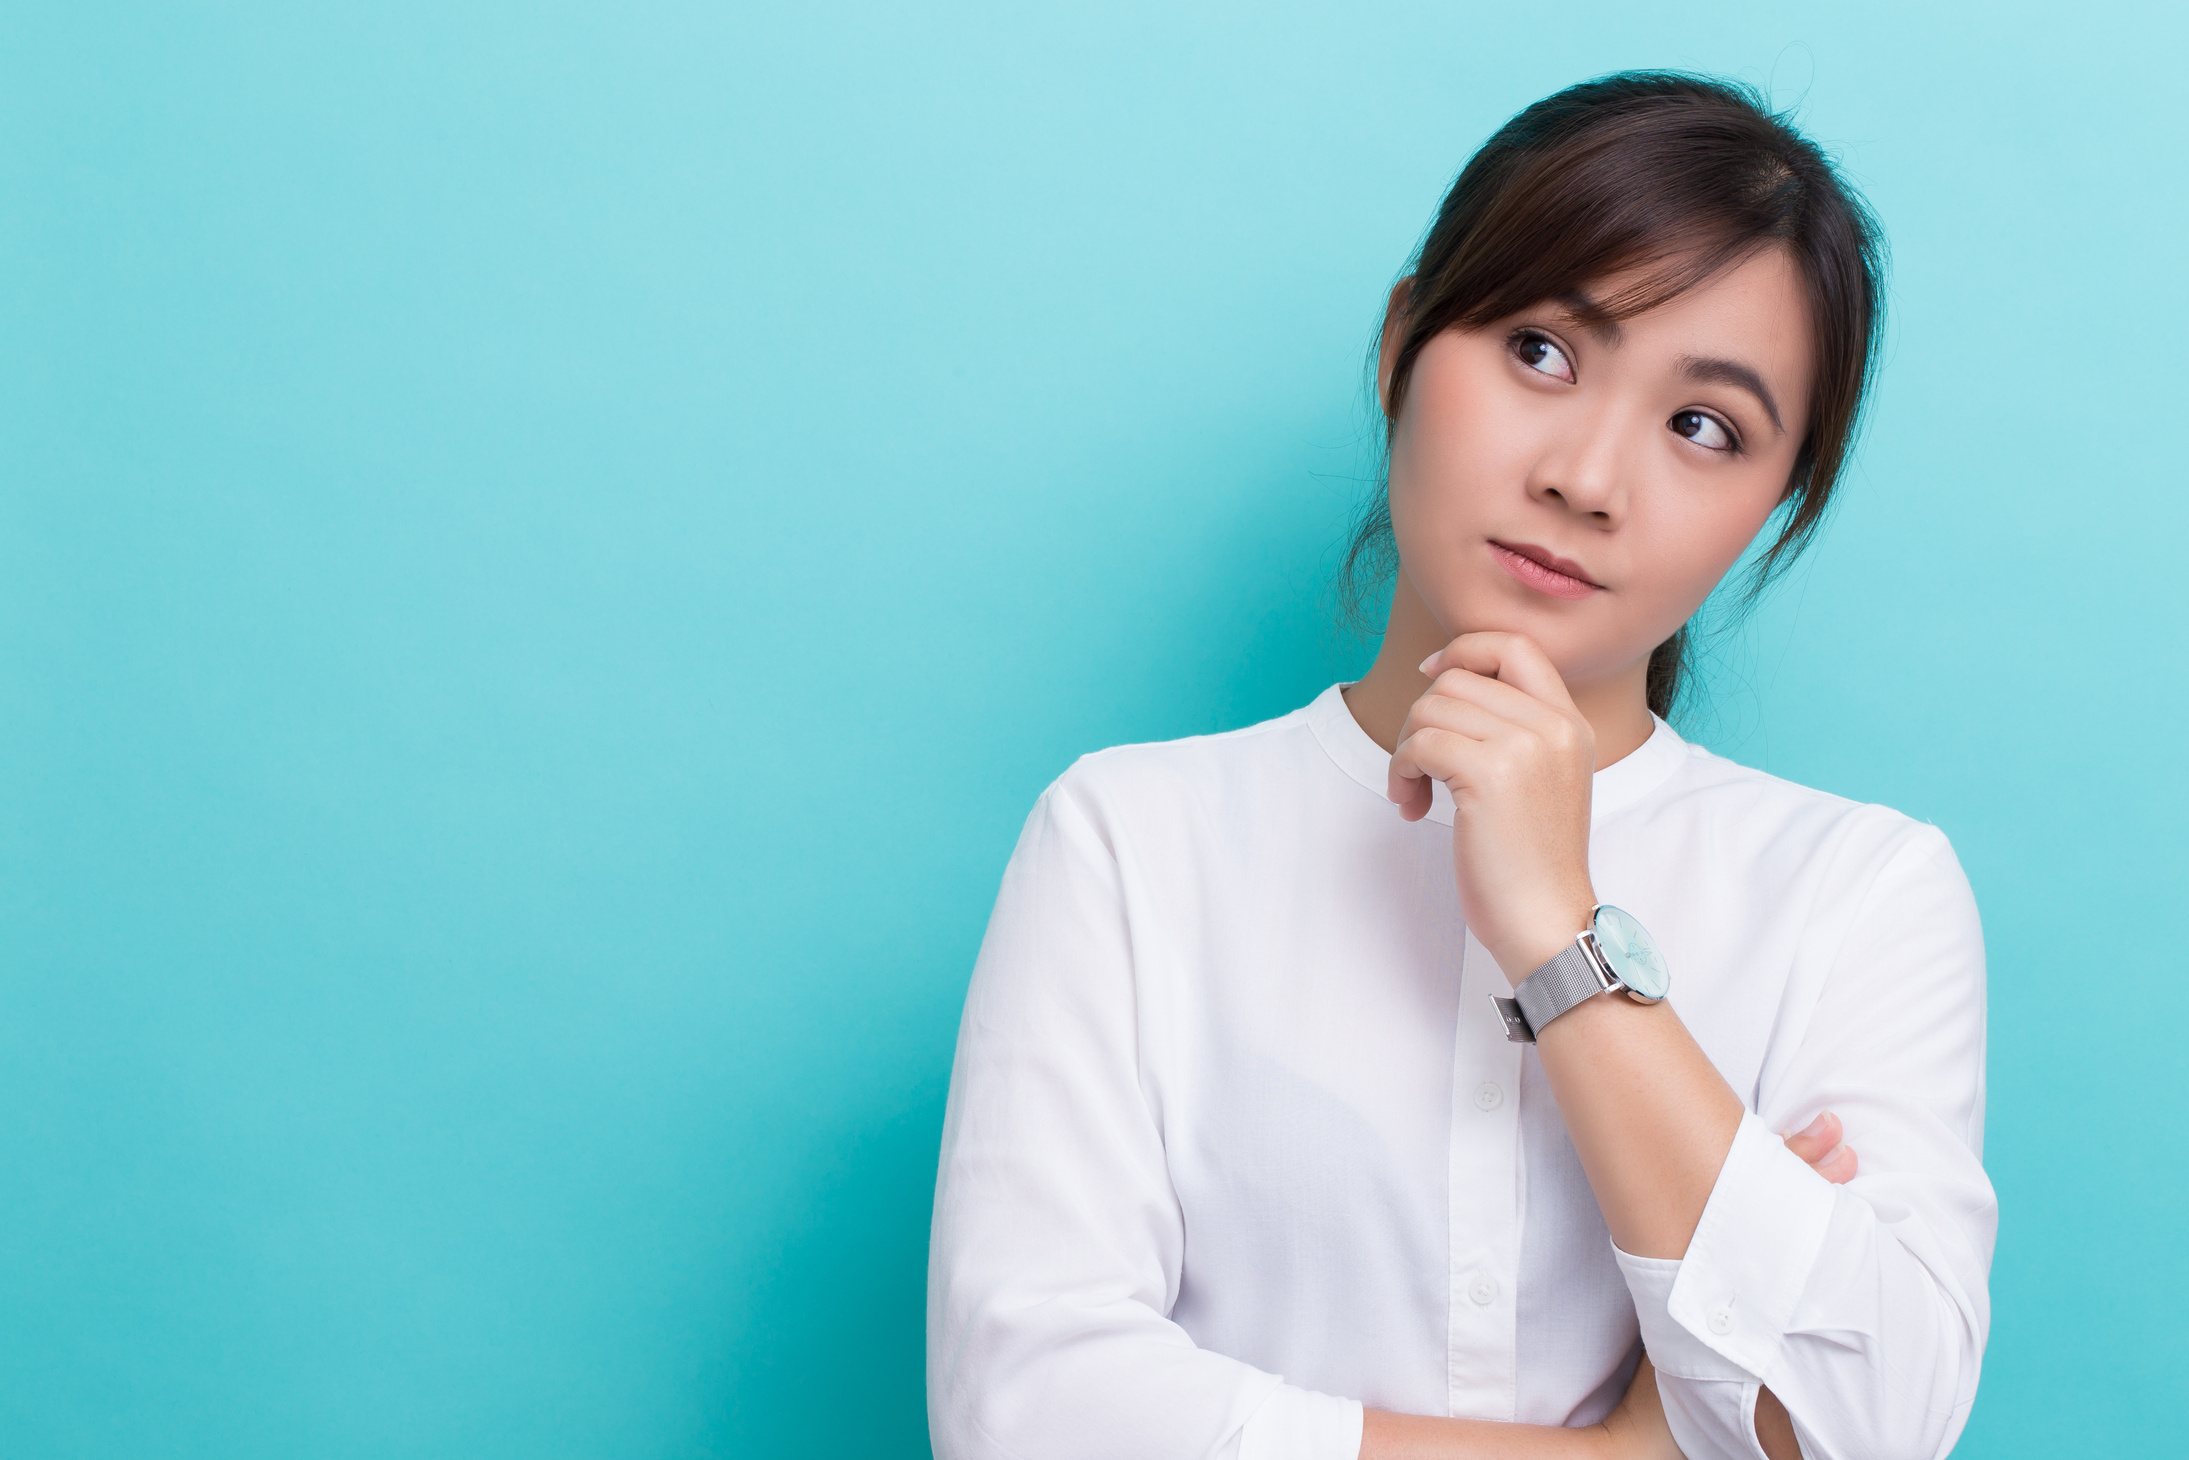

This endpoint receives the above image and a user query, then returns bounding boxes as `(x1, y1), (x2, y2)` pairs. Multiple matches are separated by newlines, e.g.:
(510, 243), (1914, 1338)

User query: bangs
(1419, 99), (1821, 344)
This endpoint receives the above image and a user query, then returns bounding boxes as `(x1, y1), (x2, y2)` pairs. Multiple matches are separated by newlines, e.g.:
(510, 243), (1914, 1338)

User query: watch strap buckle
(1489, 994), (1534, 1044)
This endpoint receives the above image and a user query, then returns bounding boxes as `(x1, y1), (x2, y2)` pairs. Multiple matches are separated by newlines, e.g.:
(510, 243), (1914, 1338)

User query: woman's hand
(1782, 1109), (1858, 1183)
(1391, 631), (1596, 981)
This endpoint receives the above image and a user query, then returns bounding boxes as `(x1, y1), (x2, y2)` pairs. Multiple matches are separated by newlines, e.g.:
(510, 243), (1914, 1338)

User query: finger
(1388, 764), (1434, 822)
(1781, 1111), (1842, 1165)
(1386, 716), (1452, 818)
(1400, 687), (1515, 746)
(1815, 1143), (1858, 1183)
(1436, 632), (1579, 713)
(1423, 664), (1574, 739)
(1387, 726), (1480, 806)
(1384, 692), (1511, 814)
(1389, 687), (1541, 792)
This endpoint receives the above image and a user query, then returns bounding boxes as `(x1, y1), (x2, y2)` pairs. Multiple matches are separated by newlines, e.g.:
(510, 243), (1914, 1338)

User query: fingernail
(1417, 653), (1439, 675)
(1798, 1113), (1830, 1141)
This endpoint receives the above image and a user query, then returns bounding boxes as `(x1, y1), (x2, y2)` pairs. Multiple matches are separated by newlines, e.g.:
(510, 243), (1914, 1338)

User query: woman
(928, 73), (1992, 1460)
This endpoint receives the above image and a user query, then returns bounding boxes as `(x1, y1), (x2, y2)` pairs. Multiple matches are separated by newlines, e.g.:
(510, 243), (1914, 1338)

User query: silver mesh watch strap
(1489, 939), (1612, 1043)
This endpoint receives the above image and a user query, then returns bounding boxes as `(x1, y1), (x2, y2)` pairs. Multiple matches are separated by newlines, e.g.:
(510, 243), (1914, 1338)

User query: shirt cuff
(1236, 1384), (1364, 1460)
(1612, 1109), (1839, 1380)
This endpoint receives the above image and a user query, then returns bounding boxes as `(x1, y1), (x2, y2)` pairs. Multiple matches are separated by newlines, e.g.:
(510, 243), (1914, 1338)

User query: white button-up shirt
(928, 685), (1993, 1460)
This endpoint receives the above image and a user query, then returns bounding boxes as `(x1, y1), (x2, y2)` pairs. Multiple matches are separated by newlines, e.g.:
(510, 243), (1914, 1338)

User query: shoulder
(1653, 739), (1968, 899)
(1044, 700), (1319, 822)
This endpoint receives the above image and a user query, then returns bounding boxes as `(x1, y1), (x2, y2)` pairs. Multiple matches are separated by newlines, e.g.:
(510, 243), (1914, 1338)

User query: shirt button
(1708, 1303), (1734, 1335)
(1473, 1082), (1503, 1111)
(1468, 1275), (1498, 1306)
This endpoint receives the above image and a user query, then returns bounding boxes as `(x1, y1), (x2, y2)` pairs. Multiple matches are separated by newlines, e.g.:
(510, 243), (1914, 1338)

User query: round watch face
(1592, 904), (1670, 1001)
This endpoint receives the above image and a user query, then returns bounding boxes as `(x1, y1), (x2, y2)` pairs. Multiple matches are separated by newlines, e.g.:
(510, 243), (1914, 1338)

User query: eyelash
(1674, 409), (1744, 456)
(1507, 328), (1573, 384)
(1505, 328), (1746, 456)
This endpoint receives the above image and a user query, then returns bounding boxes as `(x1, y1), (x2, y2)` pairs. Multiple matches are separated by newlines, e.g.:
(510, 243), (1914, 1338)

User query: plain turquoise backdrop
(4, 2), (2183, 1455)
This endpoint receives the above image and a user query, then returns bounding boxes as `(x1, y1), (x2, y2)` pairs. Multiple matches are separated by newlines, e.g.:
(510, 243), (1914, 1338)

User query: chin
(1426, 591), (1630, 681)
(1441, 587), (1580, 644)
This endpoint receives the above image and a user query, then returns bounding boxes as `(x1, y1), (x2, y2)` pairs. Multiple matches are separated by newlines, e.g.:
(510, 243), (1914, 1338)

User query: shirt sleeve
(1612, 821), (1995, 1460)
(927, 781), (1365, 1460)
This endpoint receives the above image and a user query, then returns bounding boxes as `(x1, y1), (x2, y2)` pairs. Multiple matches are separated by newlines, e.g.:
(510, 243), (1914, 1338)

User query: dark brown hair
(1343, 71), (1887, 719)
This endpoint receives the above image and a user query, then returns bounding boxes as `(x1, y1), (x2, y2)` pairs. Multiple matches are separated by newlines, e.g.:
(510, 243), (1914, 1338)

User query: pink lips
(1490, 541), (1602, 600)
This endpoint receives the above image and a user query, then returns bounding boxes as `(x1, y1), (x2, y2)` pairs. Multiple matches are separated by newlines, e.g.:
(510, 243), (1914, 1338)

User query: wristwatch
(1490, 904), (1670, 1043)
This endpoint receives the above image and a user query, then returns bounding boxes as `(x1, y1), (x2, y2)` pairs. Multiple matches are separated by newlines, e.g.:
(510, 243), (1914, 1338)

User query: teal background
(4, 2), (2181, 1455)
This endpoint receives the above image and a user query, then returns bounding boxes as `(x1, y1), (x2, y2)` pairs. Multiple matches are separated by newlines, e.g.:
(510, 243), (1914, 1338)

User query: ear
(1376, 277), (1414, 417)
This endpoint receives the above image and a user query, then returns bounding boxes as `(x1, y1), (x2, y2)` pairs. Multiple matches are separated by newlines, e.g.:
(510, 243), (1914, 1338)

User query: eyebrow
(1553, 290), (1623, 347)
(1549, 290), (1786, 436)
(1679, 355), (1785, 435)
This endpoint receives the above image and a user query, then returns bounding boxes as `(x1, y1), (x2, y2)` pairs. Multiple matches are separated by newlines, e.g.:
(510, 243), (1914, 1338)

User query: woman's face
(1382, 246), (1817, 690)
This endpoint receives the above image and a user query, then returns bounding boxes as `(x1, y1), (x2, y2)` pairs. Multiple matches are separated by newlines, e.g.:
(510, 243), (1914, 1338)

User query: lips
(1489, 540), (1603, 600)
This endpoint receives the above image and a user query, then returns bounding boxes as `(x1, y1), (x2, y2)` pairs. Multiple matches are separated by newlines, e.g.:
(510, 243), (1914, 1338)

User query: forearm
(1359, 1409), (1610, 1460)
(1525, 973), (1743, 1260)
(1754, 1387), (1799, 1460)
(1521, 956), (1809, 1456)
(1496, 925), (1799, 1455)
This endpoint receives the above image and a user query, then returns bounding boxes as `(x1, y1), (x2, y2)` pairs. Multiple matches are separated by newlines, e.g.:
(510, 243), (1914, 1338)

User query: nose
(1526, 402), (1631, 524)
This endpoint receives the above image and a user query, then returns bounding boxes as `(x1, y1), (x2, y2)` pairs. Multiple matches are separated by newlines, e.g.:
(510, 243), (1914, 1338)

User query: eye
(1669, 410), (1737, 453)
(1510, 329), (1575, 384)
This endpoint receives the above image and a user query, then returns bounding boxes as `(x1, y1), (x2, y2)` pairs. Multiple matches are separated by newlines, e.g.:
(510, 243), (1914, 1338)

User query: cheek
(1644, 484), (1787, 616)
(1386, 350), (1533, 544)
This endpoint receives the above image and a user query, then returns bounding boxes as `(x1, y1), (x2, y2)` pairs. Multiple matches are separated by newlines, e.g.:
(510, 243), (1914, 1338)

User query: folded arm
(1398, 634), (1994, 1460)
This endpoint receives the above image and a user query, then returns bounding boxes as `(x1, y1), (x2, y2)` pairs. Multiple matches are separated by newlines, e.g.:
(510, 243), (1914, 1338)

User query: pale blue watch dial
(1592, 904), (1670, 1001)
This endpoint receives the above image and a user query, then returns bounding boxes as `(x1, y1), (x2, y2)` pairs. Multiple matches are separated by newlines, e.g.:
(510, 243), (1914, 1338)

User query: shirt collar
(1304, 681), (1688, 827)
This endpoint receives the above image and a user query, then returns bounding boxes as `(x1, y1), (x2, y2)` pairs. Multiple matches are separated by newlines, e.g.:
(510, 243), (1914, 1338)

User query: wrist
(1491, 891), (1597, 985)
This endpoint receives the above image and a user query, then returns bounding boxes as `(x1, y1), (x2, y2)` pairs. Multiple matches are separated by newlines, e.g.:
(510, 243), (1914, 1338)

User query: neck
(1342, 575), (1658, 769)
